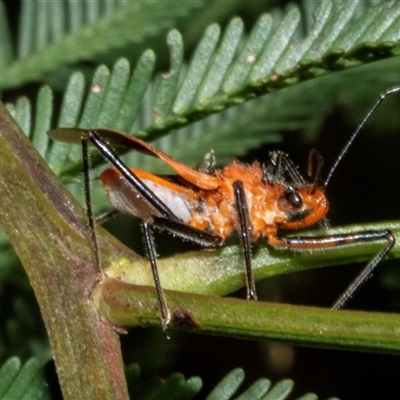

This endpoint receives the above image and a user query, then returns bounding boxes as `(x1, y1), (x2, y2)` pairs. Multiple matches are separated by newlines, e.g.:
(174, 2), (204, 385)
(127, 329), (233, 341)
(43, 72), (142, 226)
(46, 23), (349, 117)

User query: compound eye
(287, 191), (303, 208)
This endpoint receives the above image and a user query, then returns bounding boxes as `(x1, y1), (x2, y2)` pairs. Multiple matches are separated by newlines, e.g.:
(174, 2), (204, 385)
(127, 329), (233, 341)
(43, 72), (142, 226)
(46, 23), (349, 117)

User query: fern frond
(0, 1), (13, 69)
(260, 379), (294, 400)
(82, 1), (400, 133)
(126, 366), (330, 400)
(205, 368), (245, 400)
(0, 358), (50, 400)
(233, 377), (271, 400)
(204, 368), (322, 400)
(10, 3), (390, 171)
(0, 0), (204, 90)
(4, 1), (400, 195)
(129, 371), (202, 400)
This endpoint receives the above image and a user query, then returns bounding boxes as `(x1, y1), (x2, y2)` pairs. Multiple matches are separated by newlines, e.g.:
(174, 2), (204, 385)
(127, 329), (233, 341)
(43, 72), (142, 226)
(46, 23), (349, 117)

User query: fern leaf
(204, 369), (322, 400)
(96, 58), (132, 128)
(114, 50), (156, 132)
(0, 358), (50, 400)
(78, 2), (400, 136)
(32, 86), (53, 157)
(251, 6), (301, 79)
(196, 17), (244, 105)
(222, 13), (273, 94)
(0, 0), (204, 90)
(205, 368), (245, 400)
(46, 72), (85, 172)
(7, 97), (31, 137)
(153, 30), (184, 123)
(0, 1), (13, 68)
(234, 377), (271, 400)
(37, 4), (399, 173)
(261, 379), (293, 400)
(130, 372), (202, 400)
(173, 22), (222, 114)
(127, 367), (337, 400)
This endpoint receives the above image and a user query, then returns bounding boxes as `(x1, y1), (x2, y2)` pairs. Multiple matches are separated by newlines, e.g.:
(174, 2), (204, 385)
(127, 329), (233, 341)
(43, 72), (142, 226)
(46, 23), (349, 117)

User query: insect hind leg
(331, 230), (395, 309)
(285, 229), (395, 309)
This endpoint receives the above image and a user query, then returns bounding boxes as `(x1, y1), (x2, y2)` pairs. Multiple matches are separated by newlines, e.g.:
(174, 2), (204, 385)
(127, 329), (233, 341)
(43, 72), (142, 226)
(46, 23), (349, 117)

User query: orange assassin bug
(48, 85), (400, 333)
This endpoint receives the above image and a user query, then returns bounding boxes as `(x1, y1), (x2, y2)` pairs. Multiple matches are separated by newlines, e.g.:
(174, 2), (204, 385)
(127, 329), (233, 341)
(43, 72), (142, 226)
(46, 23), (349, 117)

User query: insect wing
(100, 167), (200, 224)
(48, 128), (221, 191)
(96, 129), (221, 191)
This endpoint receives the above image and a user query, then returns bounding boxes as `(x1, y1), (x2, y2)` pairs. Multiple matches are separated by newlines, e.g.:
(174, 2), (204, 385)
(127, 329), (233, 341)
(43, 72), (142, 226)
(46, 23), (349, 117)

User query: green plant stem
(103, 221), (400, 299)
(97, 278), (400, 354)
(0, 102), (136, 400)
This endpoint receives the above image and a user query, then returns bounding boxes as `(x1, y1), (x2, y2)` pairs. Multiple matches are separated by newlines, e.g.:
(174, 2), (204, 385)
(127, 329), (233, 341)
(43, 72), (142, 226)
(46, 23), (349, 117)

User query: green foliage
(5, 0), (400, 202)
(130, 372), (202, 400)
(0, 0), (203, 89)
(0, 358), (50, 400)
(2, 1), (400, 399)
(127, 366), (326, 400)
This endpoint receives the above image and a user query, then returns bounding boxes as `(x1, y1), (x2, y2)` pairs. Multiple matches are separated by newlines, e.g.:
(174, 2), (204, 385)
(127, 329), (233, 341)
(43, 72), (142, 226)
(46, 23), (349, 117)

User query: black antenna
(324, 85), (400, 188)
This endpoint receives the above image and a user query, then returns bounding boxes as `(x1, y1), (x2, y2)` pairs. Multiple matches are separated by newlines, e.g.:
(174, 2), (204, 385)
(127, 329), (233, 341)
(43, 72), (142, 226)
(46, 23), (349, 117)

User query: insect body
(48, 84), (400, 334)
(98, 139), (328, 299)
(99, 145), (329, 265)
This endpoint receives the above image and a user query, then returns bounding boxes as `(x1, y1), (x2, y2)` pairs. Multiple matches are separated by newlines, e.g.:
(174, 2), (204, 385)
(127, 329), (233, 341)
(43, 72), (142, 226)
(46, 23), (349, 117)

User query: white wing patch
(143, 179), (192, 222)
